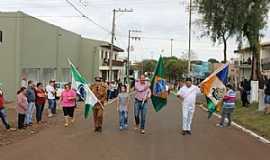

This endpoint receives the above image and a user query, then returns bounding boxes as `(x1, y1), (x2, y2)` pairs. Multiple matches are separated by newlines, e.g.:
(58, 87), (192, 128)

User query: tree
(235, 0), (270, 81)
(208, 58), (219, 63)
(137, 57), (188, 82)
(195, 0), (238, 63)
(142, 59), (157, 73)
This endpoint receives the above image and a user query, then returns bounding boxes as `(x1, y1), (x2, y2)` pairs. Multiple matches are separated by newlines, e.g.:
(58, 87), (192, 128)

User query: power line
(65, 0), (111, 33)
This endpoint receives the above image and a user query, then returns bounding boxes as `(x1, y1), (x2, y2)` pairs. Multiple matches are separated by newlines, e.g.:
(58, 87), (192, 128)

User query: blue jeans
(25, 102), (35, 124)
(0, 108), (10, 129)
(134, 99), (148, 129)
(48, 99), (56, 114)
(119, 110), (128, 129)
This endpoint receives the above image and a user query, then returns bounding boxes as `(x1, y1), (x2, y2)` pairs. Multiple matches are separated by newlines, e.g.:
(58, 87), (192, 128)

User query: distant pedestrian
(16, 87), (28, 129)
(116, 85), (129, 130)
(46, 80), (56, 117)
(59, 83), (77, 127)
(217, 84), (236, 127)
(177, 78), (201, 136)
(0, 88), (15, 131)
(134, 75), (151, 134)
(35, 82), (46, 123)
(264, 78), (270, 114)
(25, 80), (36, 126)
(239, 79), (250, 107)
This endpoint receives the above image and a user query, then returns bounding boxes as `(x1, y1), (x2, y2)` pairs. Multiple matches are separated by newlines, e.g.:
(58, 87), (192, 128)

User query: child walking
(117, 85), (129, 130)
(217, 84), (236, 127)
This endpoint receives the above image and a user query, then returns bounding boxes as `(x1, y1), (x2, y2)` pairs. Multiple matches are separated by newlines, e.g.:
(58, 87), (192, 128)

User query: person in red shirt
(35, 83), (46, 124)
(0, 88), (15, 130)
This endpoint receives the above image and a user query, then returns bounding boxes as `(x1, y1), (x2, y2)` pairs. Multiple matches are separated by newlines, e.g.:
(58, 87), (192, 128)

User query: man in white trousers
(177, 78), (201, 135)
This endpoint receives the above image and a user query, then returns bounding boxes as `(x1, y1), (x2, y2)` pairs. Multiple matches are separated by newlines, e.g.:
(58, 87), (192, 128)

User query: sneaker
(124, 124), (128, 129)
(140, 129), (145, 134)
(120, 126), (123, 131)
(64, 123), (69, 127)
(7, 128), (16, 131)
(48, 113), (53, 118)
(216, 124), (224, 128)
(186, 131), (192, 135)
(182, 130), (187, 135)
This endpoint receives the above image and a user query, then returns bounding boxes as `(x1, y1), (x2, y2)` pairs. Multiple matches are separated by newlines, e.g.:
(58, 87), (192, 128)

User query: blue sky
(0, 0), (270, 62)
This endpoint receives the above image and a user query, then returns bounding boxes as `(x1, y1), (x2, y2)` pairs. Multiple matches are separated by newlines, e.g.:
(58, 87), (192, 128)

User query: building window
(115, 53), (117, 60)
(105, 51), (108, 59)
(101, 50), (104, 58)
(0, 31), (2, 43)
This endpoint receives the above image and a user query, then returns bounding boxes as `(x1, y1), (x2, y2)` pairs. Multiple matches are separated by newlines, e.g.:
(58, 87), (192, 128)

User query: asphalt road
(0, 95), (269, 160)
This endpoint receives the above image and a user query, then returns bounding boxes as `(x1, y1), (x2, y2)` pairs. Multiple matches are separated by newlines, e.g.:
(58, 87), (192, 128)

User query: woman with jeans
(59, 83), (77, 127)
(16, 87), (28, 129)
(134, 75), (151, 134)
(35, 82), (46, 123)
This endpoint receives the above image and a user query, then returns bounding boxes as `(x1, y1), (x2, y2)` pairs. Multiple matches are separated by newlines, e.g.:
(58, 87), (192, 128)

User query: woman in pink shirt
(59, 83), (77, 127)
(16, 87), (28, 129)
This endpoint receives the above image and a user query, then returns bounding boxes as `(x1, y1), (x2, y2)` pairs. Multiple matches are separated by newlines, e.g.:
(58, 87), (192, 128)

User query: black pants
(241, 91), (249, 107)
(18, 113), (26, 129)
(36, 104), (45, 122)
(63, 107), (75, 118)
(0, 108), (10, 129)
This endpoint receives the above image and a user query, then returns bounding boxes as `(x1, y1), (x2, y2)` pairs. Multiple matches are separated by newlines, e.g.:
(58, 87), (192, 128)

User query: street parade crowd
(1, 74), (270, 136)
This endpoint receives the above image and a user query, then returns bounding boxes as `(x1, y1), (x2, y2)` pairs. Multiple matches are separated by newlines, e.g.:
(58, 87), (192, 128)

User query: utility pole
(109, 8), (133, 82)
(170, 38), (173, 57)
(187, 0), (192, 74)
(127, 30), (141, 85)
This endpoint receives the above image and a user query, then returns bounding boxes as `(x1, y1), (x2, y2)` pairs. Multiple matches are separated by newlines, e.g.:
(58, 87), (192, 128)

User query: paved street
(0, 95), (269, 160)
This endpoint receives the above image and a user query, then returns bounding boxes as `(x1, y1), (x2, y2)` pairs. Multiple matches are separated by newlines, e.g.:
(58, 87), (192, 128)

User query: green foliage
(196, 0), (270, 80)
(195, 0), (239, 62)
(139, 57), (188, 81)
(142, 59), (157, 73)
(208, 58), (219, 63)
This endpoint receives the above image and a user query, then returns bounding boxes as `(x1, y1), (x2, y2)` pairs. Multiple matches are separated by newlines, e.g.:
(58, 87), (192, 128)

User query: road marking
(198, 105), (270, 144)
(172, 91), (270, 144)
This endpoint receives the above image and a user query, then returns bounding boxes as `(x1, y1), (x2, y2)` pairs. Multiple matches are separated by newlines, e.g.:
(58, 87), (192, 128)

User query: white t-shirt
(46, 85), (55, 100)
(177, 85), (201, 107)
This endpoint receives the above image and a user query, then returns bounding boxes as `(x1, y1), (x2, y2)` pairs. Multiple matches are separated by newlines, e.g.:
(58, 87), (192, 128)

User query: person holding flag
(177, 78), (201, 136)
(90, 77), (108, 133)
(68, 59), (102, 132)
(134, 74), (151, 134)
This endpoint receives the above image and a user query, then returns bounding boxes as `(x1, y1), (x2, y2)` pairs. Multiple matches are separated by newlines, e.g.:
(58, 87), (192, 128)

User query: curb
(198, 105), (270, 144)
(172, 91), (270, 144)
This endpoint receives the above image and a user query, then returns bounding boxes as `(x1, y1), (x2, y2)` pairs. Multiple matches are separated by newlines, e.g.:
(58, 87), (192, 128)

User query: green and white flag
(68, 59), (98, 119)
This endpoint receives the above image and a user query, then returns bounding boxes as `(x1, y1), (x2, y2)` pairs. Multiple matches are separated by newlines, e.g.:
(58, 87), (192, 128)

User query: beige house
(234, 42), (270, 80)
(0, 11), (124, 101)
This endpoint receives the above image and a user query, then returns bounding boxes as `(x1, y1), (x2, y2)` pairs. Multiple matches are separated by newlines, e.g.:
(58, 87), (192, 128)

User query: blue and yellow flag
(150, 56), (168, 112)
(201, 63), (229, 118)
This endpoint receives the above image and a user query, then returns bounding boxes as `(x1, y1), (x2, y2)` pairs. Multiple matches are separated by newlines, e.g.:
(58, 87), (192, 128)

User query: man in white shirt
(46, 80), (56, 117)
(177, 78), (201, 135)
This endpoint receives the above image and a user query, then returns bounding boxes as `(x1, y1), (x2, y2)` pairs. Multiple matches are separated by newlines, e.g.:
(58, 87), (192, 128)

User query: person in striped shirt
(217, 84), (236, 127)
